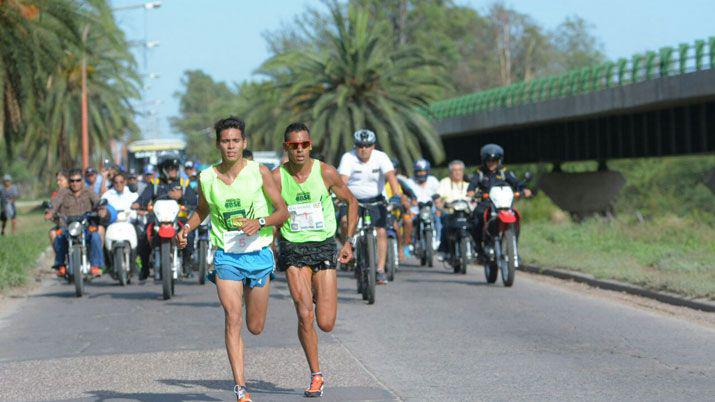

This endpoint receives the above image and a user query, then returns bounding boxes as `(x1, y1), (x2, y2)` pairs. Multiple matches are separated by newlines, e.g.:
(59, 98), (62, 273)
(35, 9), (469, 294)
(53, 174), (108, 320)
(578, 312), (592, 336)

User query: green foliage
(250, 2), (446, 168)
(521, 215), (715, 299)
(170, 70), (240, 164)
(0, 212), (50, 291)
(0, 0), (139, 174)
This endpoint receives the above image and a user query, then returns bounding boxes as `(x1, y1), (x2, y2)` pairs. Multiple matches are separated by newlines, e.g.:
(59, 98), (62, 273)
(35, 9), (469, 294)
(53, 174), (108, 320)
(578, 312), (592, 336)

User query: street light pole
(81, 24), (90, 170)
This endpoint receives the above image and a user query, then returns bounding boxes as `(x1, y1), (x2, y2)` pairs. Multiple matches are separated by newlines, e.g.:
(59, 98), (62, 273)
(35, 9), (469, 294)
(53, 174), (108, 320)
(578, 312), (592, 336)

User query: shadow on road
(86, 389), (221, 401)
(403, 277), (493, 286)
(159, 378), (297, 395)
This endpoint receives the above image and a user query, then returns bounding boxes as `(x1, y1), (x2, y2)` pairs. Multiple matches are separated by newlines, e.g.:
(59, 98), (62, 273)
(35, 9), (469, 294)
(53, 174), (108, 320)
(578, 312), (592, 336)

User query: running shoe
(233, 385), (252, 402)
(376, 272), (387, 285)
(90, 266), (102, 277)
(304, 373), (325, 397)
(56, 265), (67, 277)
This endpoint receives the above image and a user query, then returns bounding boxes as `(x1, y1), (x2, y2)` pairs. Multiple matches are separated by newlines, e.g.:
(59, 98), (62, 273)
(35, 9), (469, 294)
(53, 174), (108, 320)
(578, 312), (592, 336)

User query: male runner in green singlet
(178, 117), (288, 402)
(272, 123), (358, 398)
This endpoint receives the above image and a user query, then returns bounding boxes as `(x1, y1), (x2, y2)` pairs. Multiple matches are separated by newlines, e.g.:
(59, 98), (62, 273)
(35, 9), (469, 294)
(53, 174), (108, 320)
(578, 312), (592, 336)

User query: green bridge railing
(427, 37), (715, 121)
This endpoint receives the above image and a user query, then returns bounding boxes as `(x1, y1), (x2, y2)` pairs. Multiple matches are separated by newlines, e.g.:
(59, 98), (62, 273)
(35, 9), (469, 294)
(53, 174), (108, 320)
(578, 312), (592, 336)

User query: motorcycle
(385, 196), (402, 282)
(413, 201), (435, 267)
(104, 209), (139, 286)
(444, 199), (475, 274)
(479, 173), (532, 287)
(148, 199), (184, 299)
(193, 217), (212, 285)
(62, 212), (99, 297)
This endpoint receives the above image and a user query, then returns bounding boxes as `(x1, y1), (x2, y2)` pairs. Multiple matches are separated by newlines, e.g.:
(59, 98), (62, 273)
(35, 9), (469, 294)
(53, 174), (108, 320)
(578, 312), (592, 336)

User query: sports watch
(258, 217), (267, 228)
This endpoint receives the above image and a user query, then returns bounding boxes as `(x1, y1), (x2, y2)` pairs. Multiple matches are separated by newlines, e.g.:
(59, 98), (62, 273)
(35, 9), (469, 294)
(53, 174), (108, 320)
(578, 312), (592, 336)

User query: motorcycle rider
(436, 160), (470, 259)
(133, 157), (198, 279)
(184, 161), (199, 191)
(44, 168), (105, 278)
(466, 144), (531, 258)
(101, 172), (138, 212)
(404, 159), (440, 251)
(337, 129), (408, 285)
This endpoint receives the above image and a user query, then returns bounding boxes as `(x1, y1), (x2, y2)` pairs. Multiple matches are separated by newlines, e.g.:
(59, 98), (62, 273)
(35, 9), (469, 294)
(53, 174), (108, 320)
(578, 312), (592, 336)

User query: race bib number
(288, 202), (324, 232)
(223, 230), (263, 254)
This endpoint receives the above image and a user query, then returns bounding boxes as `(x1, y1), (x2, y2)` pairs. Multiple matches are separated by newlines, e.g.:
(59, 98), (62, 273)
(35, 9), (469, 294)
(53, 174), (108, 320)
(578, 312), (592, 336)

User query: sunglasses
(285, 141), (312, 150)
(69, 178), (82, 183)
(356, 143), (373, 149)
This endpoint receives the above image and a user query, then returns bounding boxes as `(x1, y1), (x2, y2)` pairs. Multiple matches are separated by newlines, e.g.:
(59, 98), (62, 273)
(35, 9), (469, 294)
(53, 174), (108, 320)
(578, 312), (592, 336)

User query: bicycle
(353, 199), (383, 305)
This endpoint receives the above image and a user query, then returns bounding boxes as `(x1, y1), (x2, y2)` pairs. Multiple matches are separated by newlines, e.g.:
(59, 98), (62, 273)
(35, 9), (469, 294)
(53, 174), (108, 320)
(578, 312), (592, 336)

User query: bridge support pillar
(706, 169), (715, 194)
(539, 170), (626, 220)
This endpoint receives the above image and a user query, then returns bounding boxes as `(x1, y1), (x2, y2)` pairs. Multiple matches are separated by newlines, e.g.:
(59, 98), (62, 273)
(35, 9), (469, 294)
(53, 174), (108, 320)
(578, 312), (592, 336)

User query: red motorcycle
(479, 173), (532, 287)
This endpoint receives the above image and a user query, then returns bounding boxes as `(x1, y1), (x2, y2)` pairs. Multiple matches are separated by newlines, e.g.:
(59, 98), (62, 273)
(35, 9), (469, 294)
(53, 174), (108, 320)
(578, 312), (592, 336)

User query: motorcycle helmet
(413, 159), (431, 184)
(158, 157), (180, 181)
(480, 143), (504, 169)
(353, 129), (376, 147)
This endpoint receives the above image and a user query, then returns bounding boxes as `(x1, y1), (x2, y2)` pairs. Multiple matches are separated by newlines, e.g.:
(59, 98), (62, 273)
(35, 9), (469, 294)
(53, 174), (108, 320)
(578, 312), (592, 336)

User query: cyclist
(177, 116), (288, 402)
(467, 144), (531, 258)
(272, 122), (357, 397)
(337, 129), (407, 284)
(385, 159), (415, 259)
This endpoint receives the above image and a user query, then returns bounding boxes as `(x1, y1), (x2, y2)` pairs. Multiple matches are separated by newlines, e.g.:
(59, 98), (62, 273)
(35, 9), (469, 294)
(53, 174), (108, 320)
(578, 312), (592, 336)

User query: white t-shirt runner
(338, 149), (395, 200)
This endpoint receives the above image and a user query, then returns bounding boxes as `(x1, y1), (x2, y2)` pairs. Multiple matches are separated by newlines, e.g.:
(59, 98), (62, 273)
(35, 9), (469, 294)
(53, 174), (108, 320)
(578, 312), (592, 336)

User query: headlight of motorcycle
(420, 211), (431, 220)
(68, 222), (83, 237)
(453, 201), (468, 211)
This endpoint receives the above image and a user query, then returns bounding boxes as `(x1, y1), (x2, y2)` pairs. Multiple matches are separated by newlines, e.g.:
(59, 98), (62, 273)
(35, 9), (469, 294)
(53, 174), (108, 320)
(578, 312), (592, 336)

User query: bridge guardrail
(427, 37), (715, 121)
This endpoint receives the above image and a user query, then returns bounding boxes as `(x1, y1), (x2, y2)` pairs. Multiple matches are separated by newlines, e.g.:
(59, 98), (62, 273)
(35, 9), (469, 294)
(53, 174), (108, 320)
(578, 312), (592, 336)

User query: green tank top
(279, 160), (336, 243)
(199, 160), (273, 251)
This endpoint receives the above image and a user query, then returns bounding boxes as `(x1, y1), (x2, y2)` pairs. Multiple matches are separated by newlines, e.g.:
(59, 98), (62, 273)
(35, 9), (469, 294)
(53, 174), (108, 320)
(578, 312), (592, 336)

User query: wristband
(184, 223), (191, 232)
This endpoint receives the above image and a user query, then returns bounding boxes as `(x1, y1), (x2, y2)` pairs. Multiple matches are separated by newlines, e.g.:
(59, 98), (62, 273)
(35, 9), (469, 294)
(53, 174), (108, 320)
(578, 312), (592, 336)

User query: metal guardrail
(427, 37), (715, 120)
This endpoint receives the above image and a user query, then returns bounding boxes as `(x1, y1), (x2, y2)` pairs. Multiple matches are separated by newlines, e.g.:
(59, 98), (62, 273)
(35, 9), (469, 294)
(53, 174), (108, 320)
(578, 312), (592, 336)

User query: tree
(550, 15), (605, 71)
(253, 2), (446, 168)
(170, 70), (240, 163)
(0, 0), (140, 173)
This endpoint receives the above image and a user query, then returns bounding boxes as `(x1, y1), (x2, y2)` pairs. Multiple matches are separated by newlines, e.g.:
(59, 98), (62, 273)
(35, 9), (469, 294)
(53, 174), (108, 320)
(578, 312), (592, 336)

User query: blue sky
(111, 0), (715, 139)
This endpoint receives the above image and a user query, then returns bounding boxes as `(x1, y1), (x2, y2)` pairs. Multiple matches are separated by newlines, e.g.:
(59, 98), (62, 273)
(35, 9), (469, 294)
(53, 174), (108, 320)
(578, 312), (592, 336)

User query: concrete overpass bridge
(427, 37), (715, 216)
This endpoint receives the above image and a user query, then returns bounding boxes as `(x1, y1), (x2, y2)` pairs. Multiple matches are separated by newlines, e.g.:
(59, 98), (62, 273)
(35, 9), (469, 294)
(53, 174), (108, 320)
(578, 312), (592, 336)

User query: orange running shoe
(56, 265), (67, 277)
(304, 373), (325, 397)
(90, 266), (102, 278)
(233, 385), (252, 402)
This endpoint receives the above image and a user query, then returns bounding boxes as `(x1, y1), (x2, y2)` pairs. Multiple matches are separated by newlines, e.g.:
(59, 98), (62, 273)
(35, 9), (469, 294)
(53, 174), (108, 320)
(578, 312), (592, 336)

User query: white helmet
(353, 129), (376, 146)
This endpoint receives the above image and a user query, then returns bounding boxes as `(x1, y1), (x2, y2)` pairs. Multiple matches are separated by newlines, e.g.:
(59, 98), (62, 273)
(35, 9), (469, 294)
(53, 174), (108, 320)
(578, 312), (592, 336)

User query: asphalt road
(1, 258), (713, 401)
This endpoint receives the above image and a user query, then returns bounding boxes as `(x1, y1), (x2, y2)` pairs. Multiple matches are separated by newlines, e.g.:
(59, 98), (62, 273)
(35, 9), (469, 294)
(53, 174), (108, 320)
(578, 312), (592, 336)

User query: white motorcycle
(104, 209), (139, 286)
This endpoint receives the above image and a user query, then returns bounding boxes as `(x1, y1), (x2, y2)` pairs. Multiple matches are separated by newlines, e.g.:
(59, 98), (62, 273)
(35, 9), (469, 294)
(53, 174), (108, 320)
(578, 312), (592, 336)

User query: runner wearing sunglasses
(337, 129), (408, 284)
(272, 123), (358, 397)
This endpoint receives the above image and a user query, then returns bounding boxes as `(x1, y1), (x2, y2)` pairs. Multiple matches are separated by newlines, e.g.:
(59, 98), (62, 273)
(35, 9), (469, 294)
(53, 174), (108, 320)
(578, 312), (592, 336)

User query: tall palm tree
(252, 2), (446, 169)
(1, 0), (139, 172)
(0, 0), (84, 159)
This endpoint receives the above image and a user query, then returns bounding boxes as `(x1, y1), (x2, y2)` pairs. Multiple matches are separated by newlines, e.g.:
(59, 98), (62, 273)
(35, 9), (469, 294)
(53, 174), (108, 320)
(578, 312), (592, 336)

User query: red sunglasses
(284, 140), (312, 150)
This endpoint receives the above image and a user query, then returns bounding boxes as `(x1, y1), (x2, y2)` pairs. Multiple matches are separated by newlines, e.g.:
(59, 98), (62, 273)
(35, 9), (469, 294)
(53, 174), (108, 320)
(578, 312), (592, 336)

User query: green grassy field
(0, 211), (51, 292)
(520, 214), (715, 299)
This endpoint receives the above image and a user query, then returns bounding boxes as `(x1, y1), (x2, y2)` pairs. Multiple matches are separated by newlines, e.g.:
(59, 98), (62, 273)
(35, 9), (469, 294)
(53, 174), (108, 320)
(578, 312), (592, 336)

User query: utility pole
(81, 24), (90, 170)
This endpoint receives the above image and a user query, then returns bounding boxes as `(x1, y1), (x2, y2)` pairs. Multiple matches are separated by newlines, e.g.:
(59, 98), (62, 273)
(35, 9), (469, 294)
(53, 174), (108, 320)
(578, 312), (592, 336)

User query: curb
(521, 264), (715, 313)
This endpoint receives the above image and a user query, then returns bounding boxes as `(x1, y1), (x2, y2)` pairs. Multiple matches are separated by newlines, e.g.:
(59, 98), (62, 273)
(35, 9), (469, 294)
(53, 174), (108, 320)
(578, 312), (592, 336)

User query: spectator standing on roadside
(1, 174), (20, 235)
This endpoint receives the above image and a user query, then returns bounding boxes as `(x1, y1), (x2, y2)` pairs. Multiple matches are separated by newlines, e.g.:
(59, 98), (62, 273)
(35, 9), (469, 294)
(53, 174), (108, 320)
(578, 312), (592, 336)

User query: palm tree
(252, 2), (446, 169)
(0, 0), (84, 159)
(1, 0), (140, 172)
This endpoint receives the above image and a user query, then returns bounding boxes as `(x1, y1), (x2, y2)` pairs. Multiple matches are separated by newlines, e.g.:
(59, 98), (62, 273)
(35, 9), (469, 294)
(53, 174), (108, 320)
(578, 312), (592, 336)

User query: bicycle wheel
(365, 231), (376, 305)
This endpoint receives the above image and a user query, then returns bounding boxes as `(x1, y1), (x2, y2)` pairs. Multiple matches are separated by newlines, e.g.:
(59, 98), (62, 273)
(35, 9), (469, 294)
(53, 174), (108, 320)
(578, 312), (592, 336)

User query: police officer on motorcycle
(133, 157), (198, 279)
(467, 144), (531, 259)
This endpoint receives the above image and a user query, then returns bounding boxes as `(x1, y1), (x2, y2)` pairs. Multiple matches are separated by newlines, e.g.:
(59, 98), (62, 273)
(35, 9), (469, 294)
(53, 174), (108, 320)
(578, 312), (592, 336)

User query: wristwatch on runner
(348, 235), (357, 248)
(258, 217), (266, 228)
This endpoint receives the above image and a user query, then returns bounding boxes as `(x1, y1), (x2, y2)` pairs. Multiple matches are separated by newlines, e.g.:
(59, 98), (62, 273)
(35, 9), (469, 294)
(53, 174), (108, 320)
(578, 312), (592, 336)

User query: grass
(519, 214), (715, 300)
(0, 211), (51, 292)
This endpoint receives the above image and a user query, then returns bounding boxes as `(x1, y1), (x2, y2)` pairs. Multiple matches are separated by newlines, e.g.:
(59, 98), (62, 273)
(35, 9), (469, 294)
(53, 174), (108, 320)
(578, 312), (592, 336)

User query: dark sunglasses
(356, 143), (373, 149)
(69, 178), (83, 183)
(285, 141), (312, 150)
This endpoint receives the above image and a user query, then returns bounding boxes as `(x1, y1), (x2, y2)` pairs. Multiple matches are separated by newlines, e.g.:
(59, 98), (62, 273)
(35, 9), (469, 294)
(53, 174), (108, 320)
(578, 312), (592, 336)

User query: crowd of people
(30, 114), (529, 401)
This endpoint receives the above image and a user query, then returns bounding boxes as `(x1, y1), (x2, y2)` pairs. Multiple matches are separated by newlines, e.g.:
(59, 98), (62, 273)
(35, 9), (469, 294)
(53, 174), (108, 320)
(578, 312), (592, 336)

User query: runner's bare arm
(238, 165), (289, 236)
(270, 165), (283, 194)
(322, 162), (357, 238)
(177, 181), (210, 248)
(322, 163), (356, 263)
